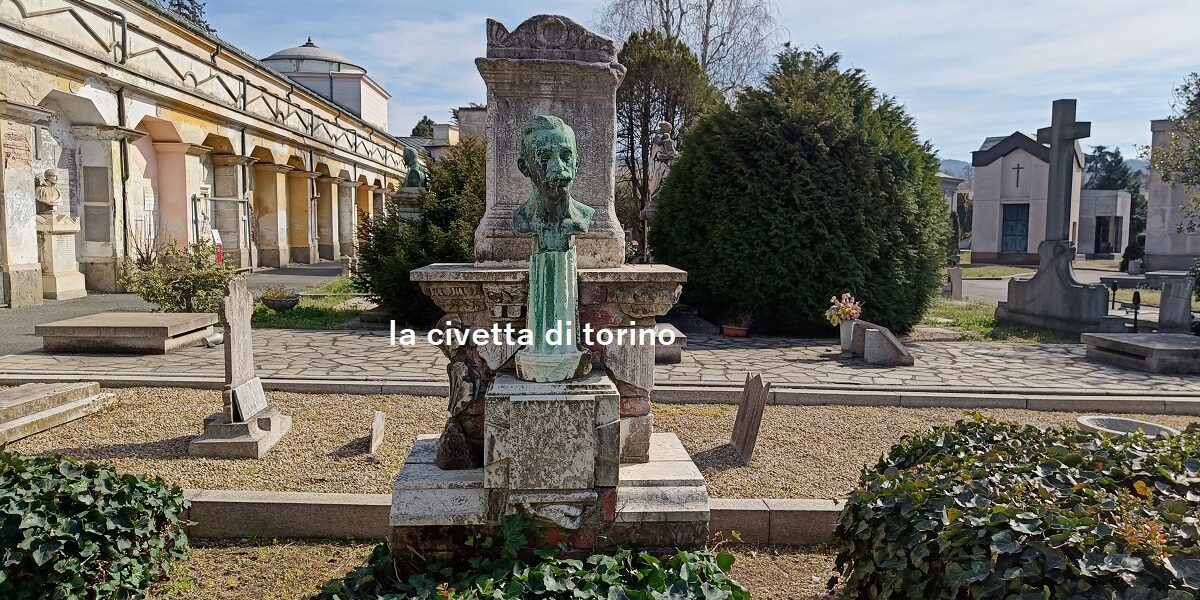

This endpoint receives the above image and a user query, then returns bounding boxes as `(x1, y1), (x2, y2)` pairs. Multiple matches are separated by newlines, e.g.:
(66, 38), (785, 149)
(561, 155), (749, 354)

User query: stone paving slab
(1, 330), (1199, 394)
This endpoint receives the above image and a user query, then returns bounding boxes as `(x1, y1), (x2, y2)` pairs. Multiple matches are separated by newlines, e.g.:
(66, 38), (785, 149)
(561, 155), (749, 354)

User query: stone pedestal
(392, 187), (422, 220)
(996, 240), (1126, 336)
(189, 405), (292, 459)
(473, 16), (626, 268)
(411, 263), (685, 464)
(35, 214), (86, 300)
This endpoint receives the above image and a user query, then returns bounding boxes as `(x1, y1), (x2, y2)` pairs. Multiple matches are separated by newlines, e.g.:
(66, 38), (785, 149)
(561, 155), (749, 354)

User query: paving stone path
(2, 330), (1199, 394)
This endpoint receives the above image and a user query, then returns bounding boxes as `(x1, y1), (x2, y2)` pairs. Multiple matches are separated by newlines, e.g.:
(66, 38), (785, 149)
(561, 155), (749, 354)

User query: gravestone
(1157, 278), (1195, 333)
(996, 100), (1125, 335)
(189, 278), (291, 458)
(730, 373), (770, 464)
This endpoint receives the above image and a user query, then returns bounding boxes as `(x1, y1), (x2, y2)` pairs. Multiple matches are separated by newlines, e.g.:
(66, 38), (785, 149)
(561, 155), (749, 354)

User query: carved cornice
(0, 100), (52, 124)
(211, 153), (257, 167)
(486, 15), (617, 63)
(253, 163), (294, 173)
(287, 170), (319, 180)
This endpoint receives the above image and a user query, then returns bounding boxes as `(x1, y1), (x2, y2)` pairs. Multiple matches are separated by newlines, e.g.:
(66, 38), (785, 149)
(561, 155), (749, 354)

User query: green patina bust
(513, 115), (593, 382)
(403, 147), (429, 188)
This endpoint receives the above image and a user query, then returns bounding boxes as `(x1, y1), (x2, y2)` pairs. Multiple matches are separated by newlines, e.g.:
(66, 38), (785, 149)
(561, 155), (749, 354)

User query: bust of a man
(35, 169), (63, 215)
(512, 115), (593, 253)
(402, 147), (428, 188)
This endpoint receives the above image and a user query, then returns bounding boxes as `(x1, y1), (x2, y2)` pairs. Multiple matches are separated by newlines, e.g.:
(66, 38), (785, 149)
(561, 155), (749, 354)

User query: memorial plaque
(230, 378), (268, 421)
(3, 129), (31, 163)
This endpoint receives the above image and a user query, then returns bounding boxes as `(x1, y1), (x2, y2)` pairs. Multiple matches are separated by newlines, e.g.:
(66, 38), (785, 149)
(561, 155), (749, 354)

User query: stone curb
(182, 490), (841, 546)
(184, 490), (392, 540)
(3, 373), (1200, 414)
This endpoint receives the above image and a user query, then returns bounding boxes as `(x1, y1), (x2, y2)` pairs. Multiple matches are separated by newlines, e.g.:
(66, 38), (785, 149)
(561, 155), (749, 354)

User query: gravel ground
(10, 388), (1198, 499)
(655, 403), (1200, 499)
(149, 540), (839, 600)
(9, 388), (448, 493)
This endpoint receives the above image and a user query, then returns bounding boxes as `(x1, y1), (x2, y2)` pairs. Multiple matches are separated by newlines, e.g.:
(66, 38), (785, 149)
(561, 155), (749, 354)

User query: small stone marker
(370, 411), (386, 454)
(730, 373), (770, 464)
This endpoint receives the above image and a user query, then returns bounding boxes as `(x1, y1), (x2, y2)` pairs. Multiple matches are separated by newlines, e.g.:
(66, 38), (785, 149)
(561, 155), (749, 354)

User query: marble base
(189, 406), (292, 459)
(514, 349), (592, 383)
(389, 432), (709, 562)
(997, 240), (1126, 336)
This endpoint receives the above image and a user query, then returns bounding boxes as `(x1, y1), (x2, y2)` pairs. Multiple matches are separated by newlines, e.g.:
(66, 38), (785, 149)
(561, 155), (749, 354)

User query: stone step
(614, 485), (710, 523)
(0, 393), (109, 445)
(0, 382), (100, 422)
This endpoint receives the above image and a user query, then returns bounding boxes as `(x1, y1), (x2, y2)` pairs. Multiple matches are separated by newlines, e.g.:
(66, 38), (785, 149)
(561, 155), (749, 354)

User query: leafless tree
(597, 0), (783, 95)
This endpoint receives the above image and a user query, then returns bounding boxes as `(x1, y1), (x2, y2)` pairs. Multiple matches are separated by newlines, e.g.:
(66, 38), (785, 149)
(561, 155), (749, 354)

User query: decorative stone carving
(34, 170), (63, 215)
(474, 15), (627, 268)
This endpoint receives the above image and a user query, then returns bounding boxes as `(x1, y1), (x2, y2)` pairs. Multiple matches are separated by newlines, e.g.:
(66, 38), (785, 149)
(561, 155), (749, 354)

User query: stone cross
(1036, 99), (1090, 242)
(219, 278), (266, 422)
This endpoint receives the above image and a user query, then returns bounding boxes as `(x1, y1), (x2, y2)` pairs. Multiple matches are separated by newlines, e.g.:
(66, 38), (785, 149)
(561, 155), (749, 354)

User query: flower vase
(839, 320), (857, 351)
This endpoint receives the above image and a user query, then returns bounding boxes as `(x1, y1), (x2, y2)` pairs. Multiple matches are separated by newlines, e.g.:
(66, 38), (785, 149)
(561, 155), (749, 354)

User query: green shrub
(353, 137), (485, 327)
(831, 415), (1200, 599)
(650, 49), (947, 334)
(315, 517), (747, 599)
(0, 450), (190, 599)
(120, 239), (238, 312)
(1120, 241), (1146, 272)
(1189, 258), (1199, 303)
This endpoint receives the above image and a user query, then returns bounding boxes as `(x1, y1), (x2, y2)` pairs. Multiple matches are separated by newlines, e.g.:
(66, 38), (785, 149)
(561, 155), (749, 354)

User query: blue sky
(204, 0), (1200, 162)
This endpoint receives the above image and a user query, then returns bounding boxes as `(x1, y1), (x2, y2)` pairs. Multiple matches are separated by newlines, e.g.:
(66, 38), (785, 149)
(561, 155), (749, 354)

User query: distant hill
(939, 159), (970, 178)
(1125, 158), (1149, 173)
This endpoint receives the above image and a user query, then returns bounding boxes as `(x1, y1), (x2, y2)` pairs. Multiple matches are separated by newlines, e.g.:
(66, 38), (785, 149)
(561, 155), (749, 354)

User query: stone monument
(995, 100), (1125, 335)
(34, 169), (86, 300)
(392, 147), (428, 220)
(638, 120), (679, 261)
(1157, 278), (1195, 334)
(189, 278), (291, 458)
(393, 15), (703, 562)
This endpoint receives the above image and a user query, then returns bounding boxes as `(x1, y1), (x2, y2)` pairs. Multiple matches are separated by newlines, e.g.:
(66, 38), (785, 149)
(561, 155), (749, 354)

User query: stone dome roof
(263, 38), (360, 68)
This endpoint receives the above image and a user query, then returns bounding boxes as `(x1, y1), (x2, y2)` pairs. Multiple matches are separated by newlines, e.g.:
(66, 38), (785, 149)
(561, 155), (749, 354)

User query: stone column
(286, 170), (318, 264)
(153, 142), (195, 247)
(253, 163), (292, 268)
(315, 176), (340, 260)
(473, 16), (626, 268)
(337, 180), (357, 258)
(0, 101), (52, 307)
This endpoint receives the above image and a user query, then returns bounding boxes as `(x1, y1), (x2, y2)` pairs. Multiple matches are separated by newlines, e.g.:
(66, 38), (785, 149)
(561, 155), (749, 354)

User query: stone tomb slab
(1081, 333), (1200, 374)
(35, 312), (217, 354)
(188, 406), (292, 459)
(0, 382), (109, 444)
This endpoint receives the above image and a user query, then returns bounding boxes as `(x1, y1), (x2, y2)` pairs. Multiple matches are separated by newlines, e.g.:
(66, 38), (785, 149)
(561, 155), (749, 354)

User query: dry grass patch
(655, 403), (1199, 499)
(150, 539), (374, 600)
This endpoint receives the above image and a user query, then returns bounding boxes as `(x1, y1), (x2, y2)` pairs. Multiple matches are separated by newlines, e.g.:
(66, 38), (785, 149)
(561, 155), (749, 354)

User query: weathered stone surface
(389, 435), (488, 528)
(1082, 333), (1200, 374)
(620, 414), (652, 464)
(730, 373), (770, 463)
(863, 328), (915, 367)
(709, 498), (770, 545)
(228, 378), (268, 422)
(654, 323), (685, 364)
(764, 499), (843, 546)
(1157, 278), (1195, 333)
(473, 16), (626, 268)
(618, 456), (704, 488)
(395, 463), (484, 490)
(221, 279), (256, 388)
(35, 312), (217, 354)
(369, 410), (385, 454)
(614, 485), (709, 523)
(484, 372), (619, 490)
(188, 407), (292, 459)
(0, 382), (107, 445)
(185, 490), (390, 541)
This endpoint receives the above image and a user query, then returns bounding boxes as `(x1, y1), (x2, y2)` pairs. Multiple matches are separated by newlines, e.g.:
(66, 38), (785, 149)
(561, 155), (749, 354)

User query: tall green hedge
(354, 137), (485, 327)
(0, 450), (190, 598)
(650, 49), (948, 334)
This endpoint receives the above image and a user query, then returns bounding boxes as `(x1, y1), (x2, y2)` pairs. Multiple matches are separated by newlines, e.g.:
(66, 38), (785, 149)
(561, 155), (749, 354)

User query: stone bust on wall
(35, 169), (63, 215)
(402, 147), (428, 189)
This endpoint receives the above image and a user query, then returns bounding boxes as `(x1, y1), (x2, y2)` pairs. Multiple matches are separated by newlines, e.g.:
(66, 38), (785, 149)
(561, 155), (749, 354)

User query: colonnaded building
(0, 0), (421, 308)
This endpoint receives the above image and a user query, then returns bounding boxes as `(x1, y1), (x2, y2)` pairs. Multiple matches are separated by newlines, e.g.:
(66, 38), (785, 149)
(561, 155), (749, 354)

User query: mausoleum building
(1078, 190), (1131, 258)
(0, 0), (413, 309)
(1144, 119), (1200, 271)
(971, 132), (1084, 264)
